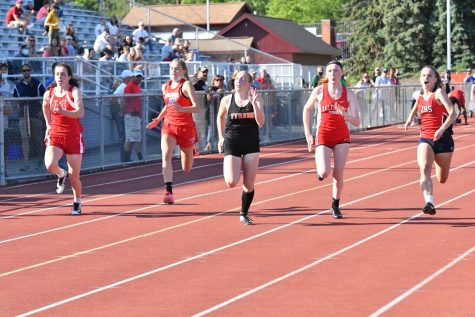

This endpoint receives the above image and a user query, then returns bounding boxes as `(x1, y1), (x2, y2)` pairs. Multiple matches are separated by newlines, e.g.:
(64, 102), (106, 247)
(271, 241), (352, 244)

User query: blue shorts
(419, 134), (454, 154)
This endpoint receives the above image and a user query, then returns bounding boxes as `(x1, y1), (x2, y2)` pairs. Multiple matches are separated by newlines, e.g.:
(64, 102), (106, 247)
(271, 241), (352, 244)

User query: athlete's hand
(44, 127), (50, 142)
(146, 118), (161, 129)
(404, 120), (411, 131)
(171, 102), (184, 112)
(334, 104), (346, 117)
(53, 104), (63, 115)
(305, 133), (314, 152)
(249, 86), (259, 105)
(433, 128), (444, 141)
(217, 137), (224, 153)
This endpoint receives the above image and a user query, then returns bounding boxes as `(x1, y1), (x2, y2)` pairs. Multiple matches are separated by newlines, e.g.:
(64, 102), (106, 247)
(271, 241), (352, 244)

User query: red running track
(1, 122), (475, 316)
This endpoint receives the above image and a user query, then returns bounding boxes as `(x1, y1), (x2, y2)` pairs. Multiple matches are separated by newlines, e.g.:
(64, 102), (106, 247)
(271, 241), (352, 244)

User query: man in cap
(122, 69), (144, 162)
(6, 0), (30, 33)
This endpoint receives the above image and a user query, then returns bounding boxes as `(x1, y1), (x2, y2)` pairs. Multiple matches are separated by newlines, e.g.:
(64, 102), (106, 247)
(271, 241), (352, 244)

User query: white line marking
(15, 160), (475, 317)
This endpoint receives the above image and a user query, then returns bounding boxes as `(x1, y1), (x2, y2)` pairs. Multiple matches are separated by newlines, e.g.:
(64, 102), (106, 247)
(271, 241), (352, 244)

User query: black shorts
(419, 134), (454, 154)
(223, 138), (260, 157)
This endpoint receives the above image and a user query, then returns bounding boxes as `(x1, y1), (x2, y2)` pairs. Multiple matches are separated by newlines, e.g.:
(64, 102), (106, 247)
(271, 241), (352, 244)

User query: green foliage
(266, 0), (344, 23)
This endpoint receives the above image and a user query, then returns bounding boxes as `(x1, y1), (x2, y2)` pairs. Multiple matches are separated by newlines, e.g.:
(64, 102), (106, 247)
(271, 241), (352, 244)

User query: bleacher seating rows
(0, 0), (134, 58)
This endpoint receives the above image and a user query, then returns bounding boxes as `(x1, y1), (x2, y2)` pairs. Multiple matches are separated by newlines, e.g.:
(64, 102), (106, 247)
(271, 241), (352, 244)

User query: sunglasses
(22, 69), (31, 72)
(214, 78), (222, 81)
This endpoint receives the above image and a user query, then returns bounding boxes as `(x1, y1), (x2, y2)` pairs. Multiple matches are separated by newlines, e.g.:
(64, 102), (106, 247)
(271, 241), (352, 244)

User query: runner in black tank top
(217, 70), (265, 225)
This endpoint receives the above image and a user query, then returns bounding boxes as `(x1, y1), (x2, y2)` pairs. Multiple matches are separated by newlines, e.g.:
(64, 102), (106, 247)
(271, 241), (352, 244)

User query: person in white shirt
(132, 21), (153, 53)
(93, 28), (111, 55)
(94, 18), (106, 38)
(111, 69), (133, 162)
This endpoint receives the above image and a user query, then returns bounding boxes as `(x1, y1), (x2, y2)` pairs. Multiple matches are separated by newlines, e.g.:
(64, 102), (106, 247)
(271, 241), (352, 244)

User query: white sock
(74, 198), (81, 204)
(426, 195), (433, 204)
(57, 169), (66, 178)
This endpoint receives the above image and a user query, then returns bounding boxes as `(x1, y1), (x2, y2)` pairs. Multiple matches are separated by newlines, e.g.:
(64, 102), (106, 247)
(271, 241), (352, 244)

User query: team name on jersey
(53, 99), (67, 111)
(230, 112), (255, 120)
(420, 105), (433, 113)
(321, 103), (343, 114)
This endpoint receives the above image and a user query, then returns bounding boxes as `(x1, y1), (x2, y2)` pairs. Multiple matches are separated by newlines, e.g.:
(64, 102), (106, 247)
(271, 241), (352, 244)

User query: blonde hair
(171, 58), (190, 80)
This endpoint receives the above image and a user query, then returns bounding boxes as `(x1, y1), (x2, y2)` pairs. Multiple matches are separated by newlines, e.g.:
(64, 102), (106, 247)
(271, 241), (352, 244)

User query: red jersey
(316, 84), (350, 146)
(6, 6), (23, 24)
(448, 89), (465, 107)
(163, 78), (194, 126)
(123, 81), (142, 114)
(49, 86), (83, 137)
(417, 93), (450, 139)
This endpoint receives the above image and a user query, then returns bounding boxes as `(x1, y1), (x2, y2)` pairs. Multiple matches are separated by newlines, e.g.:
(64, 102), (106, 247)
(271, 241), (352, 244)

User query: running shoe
(56, 171), (68, 194)
(240, 213), (253, 225)
(71, 202), (81, 215)
(331, 206), (343, 219)
(318, 175), (324, 181)
(163, 191), (175, 204)
(422, 202), (436, 215)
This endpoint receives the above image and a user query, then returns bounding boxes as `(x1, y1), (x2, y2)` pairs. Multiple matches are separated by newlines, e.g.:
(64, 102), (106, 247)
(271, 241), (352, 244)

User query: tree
(266, 0), (345, 24)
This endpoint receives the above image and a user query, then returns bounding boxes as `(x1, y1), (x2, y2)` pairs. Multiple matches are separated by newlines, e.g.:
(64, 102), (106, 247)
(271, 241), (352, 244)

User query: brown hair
(421, 65), (443, 93)
(172, 58), (190, 81)
(49, 63), (80, 88)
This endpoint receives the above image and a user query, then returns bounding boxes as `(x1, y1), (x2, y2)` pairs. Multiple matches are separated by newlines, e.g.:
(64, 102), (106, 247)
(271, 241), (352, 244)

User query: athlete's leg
(161, 133), (177, 183)
(417, 143), (435, 202)
(66, 154), (83, 201)
(315, 145), (332, 180)
(180, 146), (194, 173)
(331, 143), (350, 200)
(434, 152), (453, 184)
(223, 155), (242, 188)
(44, 145), (64, 175)
(241, 152), (260, 192)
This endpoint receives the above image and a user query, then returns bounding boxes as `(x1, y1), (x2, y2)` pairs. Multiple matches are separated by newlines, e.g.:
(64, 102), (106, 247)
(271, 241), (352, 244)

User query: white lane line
(194, 186), (475, 317)
(15, 160), (475, 317)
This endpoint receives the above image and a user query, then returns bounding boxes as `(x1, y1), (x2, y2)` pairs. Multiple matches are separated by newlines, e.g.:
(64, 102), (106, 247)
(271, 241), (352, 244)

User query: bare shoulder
(412, 90), (421, 99)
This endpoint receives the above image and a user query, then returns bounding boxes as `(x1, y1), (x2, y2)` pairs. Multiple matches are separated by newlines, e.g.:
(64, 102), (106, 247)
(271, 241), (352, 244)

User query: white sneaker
(56, 171), (68, 194)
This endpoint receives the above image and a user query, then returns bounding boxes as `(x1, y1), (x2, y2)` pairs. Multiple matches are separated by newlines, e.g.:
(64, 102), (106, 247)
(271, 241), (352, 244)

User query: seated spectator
(107, 15), (120, 39)
(99, 48), (114, 61)
(93, 28), (111, 55)
(127, 47), (137, 70)
(117, 46), (129, 63)
(132, 21), (153, 53)
(160, 38), (174, 61)
(168, 27), (182, 44)
(65, 24), (80, 49)
(95, 17), (106, 38)
(42, 37), (61, 57)
(122, 34), (134, 49)
(64, 35), (75, 55)
(59, 37), (70, 55)
(17, 35), (38, 58)
(6, 0), (30, 34)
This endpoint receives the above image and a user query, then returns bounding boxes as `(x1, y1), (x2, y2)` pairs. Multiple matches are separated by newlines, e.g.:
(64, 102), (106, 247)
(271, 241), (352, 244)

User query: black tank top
(225, 94), (259, 142)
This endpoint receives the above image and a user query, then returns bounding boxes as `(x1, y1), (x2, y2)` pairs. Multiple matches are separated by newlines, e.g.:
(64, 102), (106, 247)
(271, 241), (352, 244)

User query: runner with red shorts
(146, 59), (201, 204)
(404, 66), (457, 215)
(42, 63), (85, 215)
(448, 87), (467, 125)
(303, 60), (360, 219)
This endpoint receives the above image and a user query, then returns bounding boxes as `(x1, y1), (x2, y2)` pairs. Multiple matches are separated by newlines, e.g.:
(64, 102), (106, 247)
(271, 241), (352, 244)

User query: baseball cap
(199, 65), (208, 72)
(382, 68), (388, 73)
(120, 69), (133, 78)
(133, 69), (144, 77)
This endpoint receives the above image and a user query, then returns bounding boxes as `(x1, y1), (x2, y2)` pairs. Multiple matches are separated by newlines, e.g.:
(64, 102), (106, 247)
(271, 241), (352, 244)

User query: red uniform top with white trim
(163, 78), (194, 126)
(316, 84), (350, 140)
(49, 86), (83, 137)
(417, 92), (449, 139)
(448, 89), (465, 107)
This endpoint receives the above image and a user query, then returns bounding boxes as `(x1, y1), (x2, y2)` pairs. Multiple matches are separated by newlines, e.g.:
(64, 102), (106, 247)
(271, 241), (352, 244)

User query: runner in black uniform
(217, 70), (265, 225)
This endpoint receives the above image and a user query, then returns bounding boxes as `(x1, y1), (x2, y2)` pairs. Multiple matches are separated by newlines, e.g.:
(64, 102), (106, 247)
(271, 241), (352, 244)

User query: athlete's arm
(42, 90), (51, 138)
(404, 91), (420, 130)
(434, 88), (457, 140)
(174, 81), (201, 113)
(249, 86), (265, 128)
(302, 86), (321, 152)
(217, 95), (230, 153)
(342, 88), (361, 127)
(146, 85), (168, 129)
(53, 87), (84, 119)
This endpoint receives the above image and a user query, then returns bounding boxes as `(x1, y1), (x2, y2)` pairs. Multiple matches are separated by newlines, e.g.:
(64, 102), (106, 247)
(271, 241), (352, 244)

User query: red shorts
(46, 134), (85, 155)
(317, 131), (350, 149)
(162, 122), (197, 148)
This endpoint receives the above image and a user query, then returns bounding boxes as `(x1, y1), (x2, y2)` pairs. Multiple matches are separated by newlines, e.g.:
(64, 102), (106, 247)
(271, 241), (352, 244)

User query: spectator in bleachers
(13, 63), (46, 171)
(64, 35), (75, 55)
(52, 0), (64, 17)
(168, 27), (182, 44)
(126, 46), (137, 70)
(17, 35), (38, 57)
(6, 0), (31, 34)
(123, 68), (144, 162)
(256, 68), (267, 86)
(59, 37), (70, 55)
(122, 34), (134, 49)
(36, 2), (48, 25)
(181, 40), (193, 61)
(132, 21), (153, 53)
(0, 63), (12, 97)
(117, 46), (129, 63)
(106, 15), (120, 39)
(65, 24), (79, 49)
(44, 3), (60, 44)
(84, 47), (96, 61)
(93, 28), (111, 56)
(160, 38), (174, 61)
(42, 37), (61, 56)
(249, 69), (261, 89)
(94, 17), (106, 38)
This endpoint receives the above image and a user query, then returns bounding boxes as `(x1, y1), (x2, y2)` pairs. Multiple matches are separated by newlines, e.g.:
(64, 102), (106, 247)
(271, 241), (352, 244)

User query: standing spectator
(465, 69), (475, 111)
(227, 69), (238, 92)
(111, 69), (133, 162)
(256, 68), (267, 86)
(132, 21), (153, 53)
(6, 0), (30, 34)
(374, 68), (392, 122)
(261, 73), (277, 128)
(94, 18), (106, 38)
(123, 69), (144, 162)
(354, 72), (374, 88)
(311, 66), (324, 88)
(13, 64), (46, 171)
(442, 69), (451, 94)
(249, 69), (261, 89)
(191, 66), (208, 91)
(0, 63), (12, 97)
(389, 68), (399, 85)
(373, 67), (381, 83)
(204, 74), (225, 152)
(44, 4), (60, 44)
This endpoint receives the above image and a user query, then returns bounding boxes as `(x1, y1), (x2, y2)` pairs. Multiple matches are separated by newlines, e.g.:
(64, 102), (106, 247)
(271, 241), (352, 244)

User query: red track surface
(1, 123), (474, 316)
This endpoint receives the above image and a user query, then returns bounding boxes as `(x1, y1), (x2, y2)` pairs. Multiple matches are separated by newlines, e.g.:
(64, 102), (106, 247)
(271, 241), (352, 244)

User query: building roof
(190, 37), (253, 53)
(122, 2), (252, 28)
(220, 14), (340, 56)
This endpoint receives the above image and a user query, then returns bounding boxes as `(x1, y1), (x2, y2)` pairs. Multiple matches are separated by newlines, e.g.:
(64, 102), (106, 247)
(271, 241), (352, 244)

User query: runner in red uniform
(303, 60), (360, 219)
(448, 87), (467, 125)
(42, 63), (85, 215)
(146, 59), (201, 204)
(404, 66), (457, 215)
